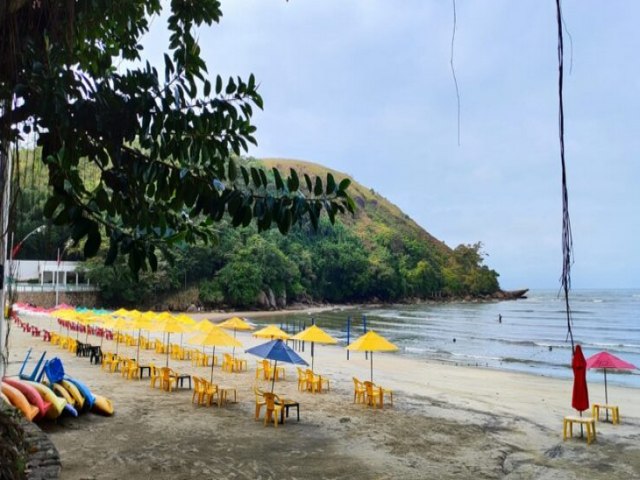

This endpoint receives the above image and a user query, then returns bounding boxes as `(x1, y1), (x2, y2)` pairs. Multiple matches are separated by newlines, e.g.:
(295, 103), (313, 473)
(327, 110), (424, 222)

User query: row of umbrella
(49, 308), (400, 388)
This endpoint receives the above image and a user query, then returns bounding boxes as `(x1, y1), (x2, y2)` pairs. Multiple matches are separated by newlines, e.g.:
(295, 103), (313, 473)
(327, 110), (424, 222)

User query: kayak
(23, 381), (66, 419)
(51, 383), (76, 407)
(64, 377), (95, 410)
(2, 377), (52, 420)
(91, 394), (114, 416)
(63, 403), (79, 417)
(60, 379), (85, 410)
(1, 381), (39, 421)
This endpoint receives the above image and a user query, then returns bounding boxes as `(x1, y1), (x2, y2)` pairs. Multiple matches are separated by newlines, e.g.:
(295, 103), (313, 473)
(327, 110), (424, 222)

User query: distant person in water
(498, 314), (502, 323)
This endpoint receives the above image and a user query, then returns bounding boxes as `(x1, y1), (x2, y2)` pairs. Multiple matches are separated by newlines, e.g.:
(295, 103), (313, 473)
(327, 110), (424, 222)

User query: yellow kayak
(52, 383), (76, 406)
(24, 381), (66, 419)
(91, 394), (114, 416)
(60, 379), (85, 410)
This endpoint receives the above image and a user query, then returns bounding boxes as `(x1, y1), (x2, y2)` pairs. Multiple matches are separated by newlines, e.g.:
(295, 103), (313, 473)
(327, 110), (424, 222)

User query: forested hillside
(14, 155), (500, 308)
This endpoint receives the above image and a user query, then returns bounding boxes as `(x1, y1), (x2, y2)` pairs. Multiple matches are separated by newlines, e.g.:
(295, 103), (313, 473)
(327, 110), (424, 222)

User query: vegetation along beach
(2, 1), (640, 480)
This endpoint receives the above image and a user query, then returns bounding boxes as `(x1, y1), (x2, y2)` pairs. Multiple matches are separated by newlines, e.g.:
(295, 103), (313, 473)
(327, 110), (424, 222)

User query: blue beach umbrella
(246, 339), (308, 392)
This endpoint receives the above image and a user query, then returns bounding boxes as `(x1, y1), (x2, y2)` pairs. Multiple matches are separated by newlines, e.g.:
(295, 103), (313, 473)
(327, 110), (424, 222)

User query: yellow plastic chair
(364, 381), (382, 408)
(263, 392), (284, 427)
(192, 376), (204, 404)
(305, 369), (321, 393)
(149, 363), (162, 389)
(234, 357), (247, 372)
(160, 367), (177, 392)
(296, 367), (307, 391)
(353, 377), (366, 404)
(254, 386), (266, 420)
(222, 353), (235, 373)
(202, 380), (219, 406)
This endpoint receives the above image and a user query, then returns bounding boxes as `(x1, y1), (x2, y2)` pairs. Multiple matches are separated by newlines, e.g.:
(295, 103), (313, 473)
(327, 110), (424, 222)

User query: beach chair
(296, 367), (307, 391)
(192, 376), (204, 404)
(18, 348), (47, 382)
(305, 369), (321, 393)
(364, 381), (384, 408)
(263, 392), (284, 427)
(353, 377), (366, 404)
(254, 386), (266, 420)
(159, 367), (178, 392)
(149, 364), (162, 389)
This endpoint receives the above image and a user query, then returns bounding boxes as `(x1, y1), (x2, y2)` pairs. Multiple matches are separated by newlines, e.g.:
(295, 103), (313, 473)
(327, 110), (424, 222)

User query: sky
(141, 1), (640, 290)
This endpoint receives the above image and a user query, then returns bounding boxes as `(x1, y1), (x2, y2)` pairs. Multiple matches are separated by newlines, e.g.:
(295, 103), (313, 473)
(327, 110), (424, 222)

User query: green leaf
(148, 250), (158, 271)
(250, 167), (261, 188)
(228, 158), (237, 181)
(84, 227), (101, 258)
(304, 174), (313, 192)
(273, 168), (284, 190)
(215, 75), (223, 94)
(43, 195), (62, 218)
(338, 178), (351, 191)
(314, 176), (323, 196)
(240, 166), (250, 185)
(326, 173), (336, 194)
(287, 168), (299, 191)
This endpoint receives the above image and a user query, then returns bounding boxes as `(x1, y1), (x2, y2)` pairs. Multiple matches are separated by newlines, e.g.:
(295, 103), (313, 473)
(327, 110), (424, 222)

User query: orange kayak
(3, 377), (51, 420)
(1, 381), (39, 421)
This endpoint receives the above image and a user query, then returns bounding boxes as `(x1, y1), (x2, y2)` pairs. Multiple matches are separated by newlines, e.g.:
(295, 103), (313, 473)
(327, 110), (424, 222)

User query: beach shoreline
(5, 311), (640, 479)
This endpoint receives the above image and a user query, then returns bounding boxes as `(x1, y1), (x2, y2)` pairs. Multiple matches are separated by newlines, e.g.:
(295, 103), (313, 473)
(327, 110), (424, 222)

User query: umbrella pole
(604, 369), (609, 422)
(311, 341), (315, 372)
(370, 351), (373, 382)
(166, 332), (171, 367)
(210, 356), (214, 383)
(271, 360), (277, 392)
(136, 328), (141, 364)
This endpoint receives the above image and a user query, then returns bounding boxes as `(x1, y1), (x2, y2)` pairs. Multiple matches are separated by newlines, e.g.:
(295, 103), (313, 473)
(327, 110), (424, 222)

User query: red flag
(572, 345), (589, 412)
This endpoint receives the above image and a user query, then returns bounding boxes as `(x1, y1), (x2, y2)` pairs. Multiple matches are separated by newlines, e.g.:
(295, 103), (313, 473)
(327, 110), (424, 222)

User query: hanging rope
(450, 0), (461, 146)
(556, 0), (574, 353)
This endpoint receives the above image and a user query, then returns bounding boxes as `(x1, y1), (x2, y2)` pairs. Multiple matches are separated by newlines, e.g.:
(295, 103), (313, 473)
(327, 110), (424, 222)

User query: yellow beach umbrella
(102, 317), (133, 355)
(218, 316), (254, 357)
(253, 324), (290, 340)
(188, 328), (242, 382)
(157, 320), (191, 367)
(192, 319), (217, 333)
(112, 308), (130, 316)
(292, 324), (338, 372)
(130, 316), (155, 364)
(347, 330), (398, 382)
(218, 316), (254, 332)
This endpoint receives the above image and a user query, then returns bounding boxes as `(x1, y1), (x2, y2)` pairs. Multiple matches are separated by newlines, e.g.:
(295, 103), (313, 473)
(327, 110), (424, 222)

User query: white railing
(12, 283), (99, 293)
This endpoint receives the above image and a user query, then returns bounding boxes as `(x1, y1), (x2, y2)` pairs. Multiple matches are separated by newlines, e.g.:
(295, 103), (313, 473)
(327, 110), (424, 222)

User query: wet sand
(5, 312), (640, 479)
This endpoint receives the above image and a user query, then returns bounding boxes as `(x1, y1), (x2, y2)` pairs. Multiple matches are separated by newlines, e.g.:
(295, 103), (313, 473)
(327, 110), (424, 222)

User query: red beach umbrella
(571, 345), (589, 413)
(586, 351), (637, 406)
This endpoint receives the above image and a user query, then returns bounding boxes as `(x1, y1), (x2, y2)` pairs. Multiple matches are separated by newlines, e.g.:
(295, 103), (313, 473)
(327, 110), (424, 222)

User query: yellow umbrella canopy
(102, 317), (133, 355)
(292, 324), (338, 371)
(175, 313), (196, 326)
(157, 319), (191, 367)
(253, 324), (290, 340)
(292, 325), (338, 344)
(188, 328), (242, 382)
(112, 308), (129, 316)
(347, 330), (398, 382)
(217, 316), (255, 331)
(192, 319), (217, 333)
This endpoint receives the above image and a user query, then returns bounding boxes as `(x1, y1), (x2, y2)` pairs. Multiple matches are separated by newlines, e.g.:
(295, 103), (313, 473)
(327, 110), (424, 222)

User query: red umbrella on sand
(571, 345), (589, 413)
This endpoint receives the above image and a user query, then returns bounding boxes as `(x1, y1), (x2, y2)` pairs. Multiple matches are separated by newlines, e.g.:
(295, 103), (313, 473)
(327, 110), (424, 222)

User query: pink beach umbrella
(586, 351), (637, 408)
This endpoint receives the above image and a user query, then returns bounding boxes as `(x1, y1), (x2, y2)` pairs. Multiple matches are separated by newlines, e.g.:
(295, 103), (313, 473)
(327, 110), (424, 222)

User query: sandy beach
(5, 311), (640, 480)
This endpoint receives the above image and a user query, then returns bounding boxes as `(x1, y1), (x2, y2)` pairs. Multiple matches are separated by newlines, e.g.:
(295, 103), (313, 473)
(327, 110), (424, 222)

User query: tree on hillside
(0, 1), (354, 277)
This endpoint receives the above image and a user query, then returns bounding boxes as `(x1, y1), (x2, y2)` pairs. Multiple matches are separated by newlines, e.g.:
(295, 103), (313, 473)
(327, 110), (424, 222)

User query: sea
(255, 289), (640, 389)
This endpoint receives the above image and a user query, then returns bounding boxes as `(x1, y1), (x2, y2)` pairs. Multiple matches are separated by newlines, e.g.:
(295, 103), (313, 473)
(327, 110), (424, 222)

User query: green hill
(15, 154), (500, 309)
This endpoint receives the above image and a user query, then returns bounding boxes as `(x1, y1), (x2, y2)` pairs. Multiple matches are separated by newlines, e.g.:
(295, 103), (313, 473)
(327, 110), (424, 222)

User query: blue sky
(142, 1), (639, 289)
